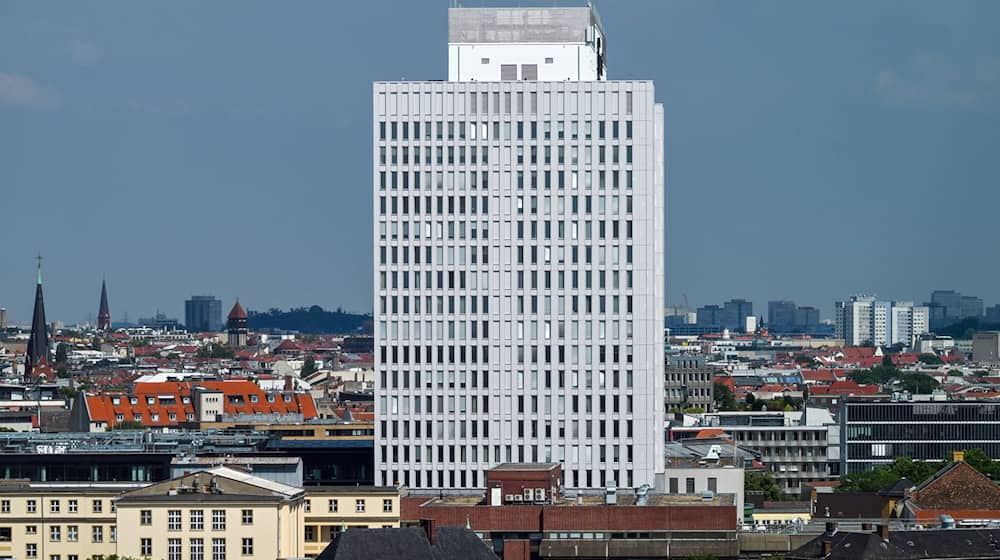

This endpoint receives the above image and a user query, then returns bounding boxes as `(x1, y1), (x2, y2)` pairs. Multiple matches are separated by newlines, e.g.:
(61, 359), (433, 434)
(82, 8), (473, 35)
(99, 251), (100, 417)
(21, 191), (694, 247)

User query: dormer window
(130, 397), (138, 405)
(111, 397), (120, 405)
(283, 395), (292, 403)
(133, 414), (142, 422)
(250, 395), (258, 403)
(146, 397), (155, 405)
(268, 395), (275, 403)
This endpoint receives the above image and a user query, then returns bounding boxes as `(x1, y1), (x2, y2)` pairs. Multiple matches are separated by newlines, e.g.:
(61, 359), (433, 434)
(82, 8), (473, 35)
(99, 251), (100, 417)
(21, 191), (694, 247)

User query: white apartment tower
(836, 295), (929, 348)
(373, 5), (665, 492)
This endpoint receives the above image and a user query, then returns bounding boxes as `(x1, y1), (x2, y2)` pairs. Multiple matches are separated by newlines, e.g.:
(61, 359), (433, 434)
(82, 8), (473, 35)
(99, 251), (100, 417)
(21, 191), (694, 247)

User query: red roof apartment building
(70, 380), (318, 431)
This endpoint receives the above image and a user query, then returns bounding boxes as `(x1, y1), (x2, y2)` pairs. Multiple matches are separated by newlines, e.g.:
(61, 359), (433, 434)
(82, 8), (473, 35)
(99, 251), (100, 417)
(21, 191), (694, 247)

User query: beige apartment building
(0, 480), (139, 560)
(301, 486), (400, 557)
(114, 466), (306, 560)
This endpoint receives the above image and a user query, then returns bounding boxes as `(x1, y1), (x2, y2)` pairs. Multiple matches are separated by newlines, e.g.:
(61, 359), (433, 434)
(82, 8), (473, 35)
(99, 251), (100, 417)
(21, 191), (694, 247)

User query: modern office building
(665, 354), (714, 412)
(695, 304), (722, 331)
(840, 398), (1000, 473)
(670, 409), (839, 494)
(768, 300), (796, 333)
(927, 289), (983, 328)
(721, 299), (753, 333)
(986, 304), (1000, 324)
(373, 4), (665, 491)
(972, 331), (1000, 363)
(185, 296), (223, 332)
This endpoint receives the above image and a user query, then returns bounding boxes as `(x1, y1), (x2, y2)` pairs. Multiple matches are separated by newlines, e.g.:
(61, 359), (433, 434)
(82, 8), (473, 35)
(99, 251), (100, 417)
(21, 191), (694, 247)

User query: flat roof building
(374, 3), (665, 492)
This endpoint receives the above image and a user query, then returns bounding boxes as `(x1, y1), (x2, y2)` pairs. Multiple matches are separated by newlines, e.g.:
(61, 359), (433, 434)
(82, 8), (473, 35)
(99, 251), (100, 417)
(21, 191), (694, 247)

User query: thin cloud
(70, 41), (102, 66)
(0, 72), (60, 109)
(128, 98), (191, 117)
(874, 56), (1000, 113)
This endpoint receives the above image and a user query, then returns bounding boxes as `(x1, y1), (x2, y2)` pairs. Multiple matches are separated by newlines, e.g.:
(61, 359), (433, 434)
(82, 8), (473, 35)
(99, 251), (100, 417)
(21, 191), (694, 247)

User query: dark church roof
(26, 260), (50, 380)
(98, 280), (111, 330)
(315, 527), (498, 560)
(788, 528), (1000, 560)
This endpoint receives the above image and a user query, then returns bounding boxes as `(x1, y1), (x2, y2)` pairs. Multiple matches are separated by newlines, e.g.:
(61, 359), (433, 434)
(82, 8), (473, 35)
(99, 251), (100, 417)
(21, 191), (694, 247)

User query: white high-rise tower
(373, 4), (665, 491)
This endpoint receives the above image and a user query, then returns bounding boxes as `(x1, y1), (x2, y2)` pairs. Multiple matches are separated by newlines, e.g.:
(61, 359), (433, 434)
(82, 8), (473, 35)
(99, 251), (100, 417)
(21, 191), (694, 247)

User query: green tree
(882, 353), (894, 367)
(55, 342), (70, 364)
(961, 448), (1000, 479)
(947, 369), (964, 377)
(111, 420), (145, 431)
(713, 381), (737, 411)
(745, 471), (784, 501)
(918, 353), (943, 365)
(301, 355), (318, 376)
(899, 373), (939, 395)
(839, 468), (900, 493)
(196, 343), (234, 359)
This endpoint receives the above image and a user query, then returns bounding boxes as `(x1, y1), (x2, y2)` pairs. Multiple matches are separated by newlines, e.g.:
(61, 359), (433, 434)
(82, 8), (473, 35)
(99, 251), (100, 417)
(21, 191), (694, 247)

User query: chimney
(824, 521), (837, 536)
(952, 450), (965, 462)
(284, 375), (293, 392)
(822, 539), (833, 557)
(878, 524), (889, 539)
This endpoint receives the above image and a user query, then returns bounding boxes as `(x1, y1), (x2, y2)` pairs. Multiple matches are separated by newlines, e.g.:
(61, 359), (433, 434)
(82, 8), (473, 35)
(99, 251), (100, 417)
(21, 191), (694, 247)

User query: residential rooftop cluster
(2, 3), (999, 559)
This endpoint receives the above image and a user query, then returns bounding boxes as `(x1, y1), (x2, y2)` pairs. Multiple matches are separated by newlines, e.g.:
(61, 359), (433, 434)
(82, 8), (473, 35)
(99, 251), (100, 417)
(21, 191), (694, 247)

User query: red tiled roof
(810, 381), (880, 396)
(85, 380), (318, 428)
(801, 369), (845, 383)
(228, 301), (247, 320)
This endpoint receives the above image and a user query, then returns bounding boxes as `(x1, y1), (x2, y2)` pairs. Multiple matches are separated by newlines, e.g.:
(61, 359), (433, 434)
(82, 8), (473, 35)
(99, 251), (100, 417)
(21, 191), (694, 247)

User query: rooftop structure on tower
(26, 256), (53, 381)
(98, 280), (111, 331)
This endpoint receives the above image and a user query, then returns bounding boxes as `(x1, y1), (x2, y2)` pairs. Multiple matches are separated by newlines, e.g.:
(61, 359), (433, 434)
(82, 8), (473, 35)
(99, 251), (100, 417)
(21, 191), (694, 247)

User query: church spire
(26, 256), (52, 381)
(98, 279), (111, 331)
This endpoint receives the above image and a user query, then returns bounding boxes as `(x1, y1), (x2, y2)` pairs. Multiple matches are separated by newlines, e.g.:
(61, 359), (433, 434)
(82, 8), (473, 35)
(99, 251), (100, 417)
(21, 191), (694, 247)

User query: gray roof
(315, 527), (498, 560)
(788, 528), (1000, 560)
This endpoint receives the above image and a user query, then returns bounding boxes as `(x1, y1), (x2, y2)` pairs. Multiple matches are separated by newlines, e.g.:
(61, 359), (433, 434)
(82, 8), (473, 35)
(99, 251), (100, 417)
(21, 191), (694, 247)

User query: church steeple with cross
(25, 255), (53, 381)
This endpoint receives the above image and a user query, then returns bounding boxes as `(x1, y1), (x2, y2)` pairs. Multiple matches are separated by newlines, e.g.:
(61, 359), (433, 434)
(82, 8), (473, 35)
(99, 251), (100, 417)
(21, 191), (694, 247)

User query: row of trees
(712, 381), (805, 412)
(838, 448), (1000, 492)
(848, 355), (939, 394)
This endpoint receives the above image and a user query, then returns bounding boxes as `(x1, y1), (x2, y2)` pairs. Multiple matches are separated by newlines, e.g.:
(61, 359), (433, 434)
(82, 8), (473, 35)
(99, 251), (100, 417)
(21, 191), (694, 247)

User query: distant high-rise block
(768, 300), (796, 332)
(835, 295), (927, 348)
(722, 299), (753, 332)
(373, 4), (665, 491)
(185, 296), (222, 332)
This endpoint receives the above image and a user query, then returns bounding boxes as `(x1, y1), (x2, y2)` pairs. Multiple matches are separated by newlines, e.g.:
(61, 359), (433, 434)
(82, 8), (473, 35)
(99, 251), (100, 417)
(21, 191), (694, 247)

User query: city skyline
(3, 0), (999, 324)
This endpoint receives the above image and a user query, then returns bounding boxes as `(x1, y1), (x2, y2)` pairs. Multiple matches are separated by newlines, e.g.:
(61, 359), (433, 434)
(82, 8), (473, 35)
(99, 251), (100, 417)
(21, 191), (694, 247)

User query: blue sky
(1, 0), (999, 325)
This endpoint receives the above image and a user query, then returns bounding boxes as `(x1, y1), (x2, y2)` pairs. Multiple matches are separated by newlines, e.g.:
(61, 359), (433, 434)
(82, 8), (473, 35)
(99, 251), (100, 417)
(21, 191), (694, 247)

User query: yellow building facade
(0, 470), (401, 560)
(301, 487), (400, 557)
(0, 480), (138, 560)
(113, 467), (305, 560)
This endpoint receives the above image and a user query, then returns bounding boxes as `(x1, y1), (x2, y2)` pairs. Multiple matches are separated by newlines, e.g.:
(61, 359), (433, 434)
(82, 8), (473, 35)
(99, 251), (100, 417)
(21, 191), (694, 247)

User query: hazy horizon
(2, 0), (999, 325)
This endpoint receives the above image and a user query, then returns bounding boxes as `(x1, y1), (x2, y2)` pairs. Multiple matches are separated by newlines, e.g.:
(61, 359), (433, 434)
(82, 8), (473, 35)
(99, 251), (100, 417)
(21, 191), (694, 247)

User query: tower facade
(98, 280), (111, 331)
(185, 296), (223, 332)
(26, 258), (52, 381)
(373, 5), (665, 491)
(227, 300), (249, 348)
